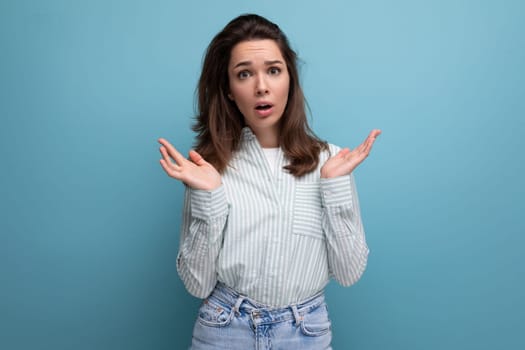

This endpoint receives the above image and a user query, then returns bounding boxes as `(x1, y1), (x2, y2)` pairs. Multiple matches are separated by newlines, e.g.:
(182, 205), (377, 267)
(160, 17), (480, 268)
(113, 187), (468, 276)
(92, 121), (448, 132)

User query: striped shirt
(177, 127), (369, 307)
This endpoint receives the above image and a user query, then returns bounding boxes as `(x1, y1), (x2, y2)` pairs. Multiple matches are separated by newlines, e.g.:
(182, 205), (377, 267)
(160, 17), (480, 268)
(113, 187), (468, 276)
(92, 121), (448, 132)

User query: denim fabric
(191, 283), (332, 350)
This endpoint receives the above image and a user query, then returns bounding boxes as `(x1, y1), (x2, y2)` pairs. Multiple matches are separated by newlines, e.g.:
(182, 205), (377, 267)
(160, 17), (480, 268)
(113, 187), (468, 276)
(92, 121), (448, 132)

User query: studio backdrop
(1, 0), (524, 349)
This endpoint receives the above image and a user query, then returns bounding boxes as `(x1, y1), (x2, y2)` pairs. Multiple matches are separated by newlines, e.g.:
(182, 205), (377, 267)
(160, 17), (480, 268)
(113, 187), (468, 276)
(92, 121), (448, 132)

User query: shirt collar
(241, 127), (256, 142)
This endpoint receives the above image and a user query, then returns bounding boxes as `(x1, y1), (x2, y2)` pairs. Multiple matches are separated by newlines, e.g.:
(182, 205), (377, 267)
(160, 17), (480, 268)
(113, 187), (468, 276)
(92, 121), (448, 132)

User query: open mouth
(255, 104), (272, 111)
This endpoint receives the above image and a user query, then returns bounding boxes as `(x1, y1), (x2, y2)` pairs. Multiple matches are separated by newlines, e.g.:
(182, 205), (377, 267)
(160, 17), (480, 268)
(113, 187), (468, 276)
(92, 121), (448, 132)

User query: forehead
(229, 39), (284, 66)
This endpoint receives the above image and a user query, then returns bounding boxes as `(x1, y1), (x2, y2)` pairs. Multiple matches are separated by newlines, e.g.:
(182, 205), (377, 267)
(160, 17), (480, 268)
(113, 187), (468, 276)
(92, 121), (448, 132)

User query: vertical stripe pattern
(176, 128), (369, 307)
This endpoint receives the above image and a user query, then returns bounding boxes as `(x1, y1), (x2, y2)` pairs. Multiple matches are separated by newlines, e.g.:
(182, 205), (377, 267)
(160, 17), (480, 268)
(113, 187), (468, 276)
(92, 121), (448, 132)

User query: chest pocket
(293, 182), (324, 240)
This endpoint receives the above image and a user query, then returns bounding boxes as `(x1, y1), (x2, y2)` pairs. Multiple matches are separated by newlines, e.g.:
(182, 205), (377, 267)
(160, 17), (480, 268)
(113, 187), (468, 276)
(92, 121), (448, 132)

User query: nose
(255, 76), (269, 96)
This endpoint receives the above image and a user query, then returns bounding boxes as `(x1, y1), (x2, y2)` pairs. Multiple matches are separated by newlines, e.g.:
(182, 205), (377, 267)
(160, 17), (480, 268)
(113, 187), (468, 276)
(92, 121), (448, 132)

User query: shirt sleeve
(176, 184), (229, 298)
(320, 173), (370, 286)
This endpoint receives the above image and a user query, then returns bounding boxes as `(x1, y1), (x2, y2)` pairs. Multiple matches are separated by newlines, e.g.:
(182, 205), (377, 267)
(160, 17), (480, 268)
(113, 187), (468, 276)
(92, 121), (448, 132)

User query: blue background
(1, 0), (524, 349)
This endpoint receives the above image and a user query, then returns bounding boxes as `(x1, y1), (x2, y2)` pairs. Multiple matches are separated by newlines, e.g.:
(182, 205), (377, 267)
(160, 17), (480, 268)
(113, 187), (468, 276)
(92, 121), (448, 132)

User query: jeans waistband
(210, 282), (325, 324)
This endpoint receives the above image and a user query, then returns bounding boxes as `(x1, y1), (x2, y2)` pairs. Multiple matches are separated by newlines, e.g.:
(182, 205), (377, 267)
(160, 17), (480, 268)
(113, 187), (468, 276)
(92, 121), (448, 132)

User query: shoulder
(327, 143), (342, 154)
(319, 143), (342, 163)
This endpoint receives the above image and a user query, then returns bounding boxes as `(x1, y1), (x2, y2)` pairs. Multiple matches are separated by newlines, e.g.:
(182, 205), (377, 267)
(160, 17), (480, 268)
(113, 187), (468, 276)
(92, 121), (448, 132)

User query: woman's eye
(238, 71), (251, 79)
(269, 67), (281, 75)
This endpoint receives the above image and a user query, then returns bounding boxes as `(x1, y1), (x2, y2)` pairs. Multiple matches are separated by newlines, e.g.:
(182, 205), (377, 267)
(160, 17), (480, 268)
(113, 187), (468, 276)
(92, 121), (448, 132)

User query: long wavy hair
(193, 14), (327, 177)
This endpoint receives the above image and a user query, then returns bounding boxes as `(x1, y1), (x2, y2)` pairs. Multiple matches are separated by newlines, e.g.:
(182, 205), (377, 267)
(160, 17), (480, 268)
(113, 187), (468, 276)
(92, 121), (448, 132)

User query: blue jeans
(191, 283), (332, 350)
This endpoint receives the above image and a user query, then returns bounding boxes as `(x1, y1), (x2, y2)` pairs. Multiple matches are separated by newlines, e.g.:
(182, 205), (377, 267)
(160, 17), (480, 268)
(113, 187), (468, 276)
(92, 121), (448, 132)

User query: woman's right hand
(158, 138), (222, 191)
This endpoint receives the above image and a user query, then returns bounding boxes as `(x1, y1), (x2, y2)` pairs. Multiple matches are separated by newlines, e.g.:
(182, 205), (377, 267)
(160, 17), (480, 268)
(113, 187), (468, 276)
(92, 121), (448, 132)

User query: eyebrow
(233, 60), (285, 69)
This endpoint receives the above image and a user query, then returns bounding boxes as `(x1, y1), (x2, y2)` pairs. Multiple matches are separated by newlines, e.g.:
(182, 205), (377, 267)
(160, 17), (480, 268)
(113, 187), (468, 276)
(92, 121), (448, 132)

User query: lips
(255, 102), (274, 110)
(254, 102), (274, 117)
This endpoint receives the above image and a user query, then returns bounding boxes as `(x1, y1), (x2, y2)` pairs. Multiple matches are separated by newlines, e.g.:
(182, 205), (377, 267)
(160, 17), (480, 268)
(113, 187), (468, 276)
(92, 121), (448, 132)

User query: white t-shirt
(262, 147), (279, 173)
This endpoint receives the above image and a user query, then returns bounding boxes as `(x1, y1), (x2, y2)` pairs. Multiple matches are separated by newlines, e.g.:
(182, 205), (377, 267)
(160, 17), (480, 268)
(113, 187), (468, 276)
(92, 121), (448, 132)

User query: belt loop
(232, 295), (245, 317)
(291, 304), (303, 326)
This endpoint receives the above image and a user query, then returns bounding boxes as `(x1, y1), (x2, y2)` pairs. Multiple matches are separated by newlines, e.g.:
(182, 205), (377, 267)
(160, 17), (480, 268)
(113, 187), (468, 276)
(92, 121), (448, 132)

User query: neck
(258, 135), (279, 148)
(256, 130), (279, 148)
(250, 125), (280, 148)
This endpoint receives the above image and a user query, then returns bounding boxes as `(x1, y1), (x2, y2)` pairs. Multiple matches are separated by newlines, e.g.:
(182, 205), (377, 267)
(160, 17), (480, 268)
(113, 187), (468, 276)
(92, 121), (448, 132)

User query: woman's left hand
(321, 129), (381, 178)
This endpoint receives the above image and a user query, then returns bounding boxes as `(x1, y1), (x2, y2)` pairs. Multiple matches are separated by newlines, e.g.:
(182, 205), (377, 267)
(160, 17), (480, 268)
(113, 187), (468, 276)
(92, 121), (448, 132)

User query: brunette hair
(193, 14), (327, 177)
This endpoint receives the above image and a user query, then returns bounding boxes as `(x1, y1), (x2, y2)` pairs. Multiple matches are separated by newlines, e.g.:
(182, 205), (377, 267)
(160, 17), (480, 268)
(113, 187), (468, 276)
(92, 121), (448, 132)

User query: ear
(227, 93), (234, 101)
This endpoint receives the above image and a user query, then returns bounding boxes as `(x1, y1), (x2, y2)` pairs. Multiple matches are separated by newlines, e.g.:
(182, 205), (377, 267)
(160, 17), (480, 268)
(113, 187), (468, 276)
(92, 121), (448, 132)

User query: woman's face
(228, 39), (290, 147)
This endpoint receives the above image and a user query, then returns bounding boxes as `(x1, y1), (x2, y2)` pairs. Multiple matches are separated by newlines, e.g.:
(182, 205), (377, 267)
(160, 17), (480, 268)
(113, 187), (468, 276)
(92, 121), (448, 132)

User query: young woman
(159, 14), (380, 350)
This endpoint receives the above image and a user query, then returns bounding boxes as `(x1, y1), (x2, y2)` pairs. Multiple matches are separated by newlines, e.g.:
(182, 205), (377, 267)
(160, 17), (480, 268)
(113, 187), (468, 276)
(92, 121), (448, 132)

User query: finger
(158, 138), (186, 165)
(188, 150), (207, 166)
(159, 146), (179, 168)
(361, 131), (380, 155)
(365, 129), (380, 138)
(358, 129), (381, 154)
(347, 139), (371, 161)
(360, 130), (377, 147)
(361, 129), (381, 145)
(159, 159), (182, 179)
(345, 148), (364, 162)
(335, 148), (350, 159)
(351, 142), (367, 157)
(366, 129), (381, 146)
(371, 129), (382, 139)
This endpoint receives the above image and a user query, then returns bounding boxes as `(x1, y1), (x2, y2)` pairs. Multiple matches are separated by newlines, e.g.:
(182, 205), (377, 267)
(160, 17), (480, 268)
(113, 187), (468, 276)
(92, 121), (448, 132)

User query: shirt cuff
(320, 175), (353, 207)
(190, 185), (229, 221)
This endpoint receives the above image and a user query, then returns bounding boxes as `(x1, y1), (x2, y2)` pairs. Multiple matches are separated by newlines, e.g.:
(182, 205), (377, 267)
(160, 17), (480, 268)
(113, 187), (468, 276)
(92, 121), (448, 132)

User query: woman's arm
(177, 185), (229, 298)
(320, 174), (369, 286)
(320, 130), (380, 286)
(158, 138), (227, 298)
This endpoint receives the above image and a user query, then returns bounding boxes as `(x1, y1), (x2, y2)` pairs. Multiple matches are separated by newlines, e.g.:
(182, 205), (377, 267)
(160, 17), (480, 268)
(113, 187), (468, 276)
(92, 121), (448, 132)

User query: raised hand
(321, 129), (381, 179)
(158, 138), (221, 191)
